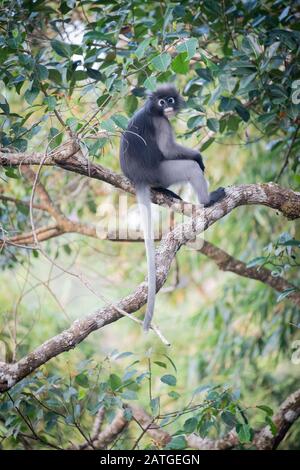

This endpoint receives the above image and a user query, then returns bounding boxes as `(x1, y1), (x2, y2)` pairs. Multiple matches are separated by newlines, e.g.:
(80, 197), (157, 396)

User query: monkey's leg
(157, 160), (210, 206)
(152, 187), (182, 200)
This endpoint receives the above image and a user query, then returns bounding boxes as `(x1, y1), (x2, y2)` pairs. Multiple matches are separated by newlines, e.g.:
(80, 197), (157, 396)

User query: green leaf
(168, 390), (180, 399)
(208, 85), (221, 106)
(151, 53), (171, 72)
(279, 239), (300, 247)
(49, 127), (63, 149)
(88, 138), (107, 156)
(101, 118), (116, 132)
(24, 87), (39, 105)
(121, 390), (137, 400)
(166, 435), (186, 450)
(163, 354), (177, 373)
(48, 68), (62, 85)
(246, 257), (266, 268)
(247, 34), (262, 57)
(124, 95), (138, 115)
(66, 117), (79, 132)
(219, 74), (238, 93)
(135, 38), (151, 60)
(236, 423), (252, 443)
(171, 52), (189, 74)
(221, 411), (237, 427)
(239, 73), (257, 91)
(73, 70), (88, 81)
(154, 361), (167, 369)
(219, 97), (237, 112)
(235, 104), (250, 122)
(207, 118), (219, 132)
(143, 76), (157, 91)
(5, 168), (19, 179)
(109, 373), (122, 391)
(115, 352), (133, 360)
(201, 137), (214, 151)
(123, 407), (133, 421)
(187, 115), (205, 129)
(16, 203), (29, 216)
(51, 40), (72, 58)
(226, 115), (240, 131)
(36, 64), (48, 80)
(44, 96), (56, 111)
(160, 374), (177, 386)
(256, 405), (274, 416)
(176, 38), (198, 59)
(196, 67), (213, 82)
(63, 386), (77, 402)
(150, 397), (160, 415)
(86, 67), (103, 81)
(63, 244), (72, 255)
(13, 138), (28, 152)
(111, 114), (128, 130)
(265, 416), (277, 436)
(97, 94), (111, 108)
(183, 417), (198, 433)
(75, 373), (89, 388)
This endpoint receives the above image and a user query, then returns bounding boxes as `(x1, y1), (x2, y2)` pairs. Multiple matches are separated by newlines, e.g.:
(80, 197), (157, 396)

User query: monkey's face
(157, 96), (178, 118)
(148, 85), (184, 118)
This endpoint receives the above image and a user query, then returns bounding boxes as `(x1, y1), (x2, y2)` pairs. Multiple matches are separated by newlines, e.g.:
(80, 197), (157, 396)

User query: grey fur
(119, 85), (225, 330)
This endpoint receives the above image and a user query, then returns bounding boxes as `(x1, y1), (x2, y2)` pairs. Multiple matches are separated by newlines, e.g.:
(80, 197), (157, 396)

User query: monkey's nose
(164, 107), (175, 117)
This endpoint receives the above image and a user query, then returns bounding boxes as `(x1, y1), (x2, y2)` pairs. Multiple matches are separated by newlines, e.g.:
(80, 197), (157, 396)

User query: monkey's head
(147, 84), (184, 118)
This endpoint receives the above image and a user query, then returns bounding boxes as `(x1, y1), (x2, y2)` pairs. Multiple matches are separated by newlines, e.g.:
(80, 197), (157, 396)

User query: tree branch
(199, 240), (300, 307)
(74, 390), (300, 450)
(253, 388), (300, 450)
(1, 148), (300, 219)
(0, 177), (299, 390)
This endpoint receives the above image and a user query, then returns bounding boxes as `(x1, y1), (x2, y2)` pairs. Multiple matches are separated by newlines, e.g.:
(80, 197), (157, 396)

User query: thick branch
(1, 148), (300, 219)
(200, 240), (300, 307)
(92, 409), (128, 449)
(2, 213), (299, 308)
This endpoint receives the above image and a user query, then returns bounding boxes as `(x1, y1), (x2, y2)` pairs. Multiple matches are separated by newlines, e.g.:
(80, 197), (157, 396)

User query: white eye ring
(168, 97), (175, 104)
(158, 99), (165, 107)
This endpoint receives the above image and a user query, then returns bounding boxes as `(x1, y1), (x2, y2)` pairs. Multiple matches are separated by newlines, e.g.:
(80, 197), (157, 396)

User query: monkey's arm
(168, 143), (205, 171)
(154, 119), (205, 170)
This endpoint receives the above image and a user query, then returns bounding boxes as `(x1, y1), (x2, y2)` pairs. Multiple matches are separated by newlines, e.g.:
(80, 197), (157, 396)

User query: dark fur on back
(120, 85), (184, 184)
(120, 106), (164, 184)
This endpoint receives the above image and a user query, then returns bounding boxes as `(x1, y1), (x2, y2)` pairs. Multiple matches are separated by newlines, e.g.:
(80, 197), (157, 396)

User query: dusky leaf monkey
(120, 84), (225, 330)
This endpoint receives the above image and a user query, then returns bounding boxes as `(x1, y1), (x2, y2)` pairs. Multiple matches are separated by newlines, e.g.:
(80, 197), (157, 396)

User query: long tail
(136, 185), (156, 331)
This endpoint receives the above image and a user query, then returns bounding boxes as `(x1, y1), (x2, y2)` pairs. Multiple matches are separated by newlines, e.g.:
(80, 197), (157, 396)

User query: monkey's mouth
(164, 107), (175, 118)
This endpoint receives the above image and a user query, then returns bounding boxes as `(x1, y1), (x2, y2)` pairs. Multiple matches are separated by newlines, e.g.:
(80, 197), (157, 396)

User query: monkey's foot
(153, 187), (182, 200)
(205, 187), (226, 207)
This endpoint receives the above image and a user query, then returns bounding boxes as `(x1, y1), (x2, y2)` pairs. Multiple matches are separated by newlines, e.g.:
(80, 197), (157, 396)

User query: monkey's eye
(158, 99), (165, 107)
(168, 97), (175, 104)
